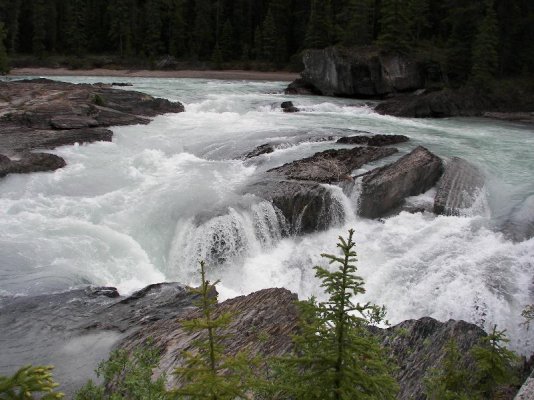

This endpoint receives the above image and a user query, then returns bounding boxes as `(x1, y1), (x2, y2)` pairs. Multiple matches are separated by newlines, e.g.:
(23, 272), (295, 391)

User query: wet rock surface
(268, 146), (397, 183)
(0, 79), (184, 178)
(433, 157), (485, 216)
(0, 152), (66, 177)
(248, 178), (343, 234)
(501, 194), (534, 242)
(358, 146), (443, 218)
(337, 134), (409, 146)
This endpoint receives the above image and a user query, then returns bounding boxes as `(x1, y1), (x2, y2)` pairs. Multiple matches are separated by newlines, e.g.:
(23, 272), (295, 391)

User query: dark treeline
(0, 0), (533, 82)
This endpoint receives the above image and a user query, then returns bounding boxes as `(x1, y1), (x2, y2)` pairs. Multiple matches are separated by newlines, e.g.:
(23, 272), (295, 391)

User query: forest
(0, 0), (533, 83)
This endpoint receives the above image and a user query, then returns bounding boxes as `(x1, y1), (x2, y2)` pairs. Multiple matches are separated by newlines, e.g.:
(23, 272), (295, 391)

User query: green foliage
(0, 22), (9, 75)
(471, 325), (519, 398)
(108, 0), (133, 57)
(0, 365), (64, 399)
(171, 261), (259, 400)
(425, 340), (476, 400)
(75, 340), (167, 400)
(262, 8), (277, 63)
(425, 326), (519, 400)
(31, 0), (46, 58)
(266, 229), (398, 400)
(339, 0), (374, 47)
(471, 0), (500, 84)
(377, 0), (410, 51)
(522, 304), (534, 329)
(92, 94), (106, 107)
(219, 19), (234, 62)
(305, 0), (333, 49)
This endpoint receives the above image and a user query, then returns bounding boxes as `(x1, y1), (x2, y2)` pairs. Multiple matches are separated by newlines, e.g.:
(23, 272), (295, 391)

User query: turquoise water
(0, 76), (533, 356)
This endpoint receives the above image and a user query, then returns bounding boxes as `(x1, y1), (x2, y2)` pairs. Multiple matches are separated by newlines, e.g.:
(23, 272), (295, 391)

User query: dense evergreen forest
(0, 0), (533, 83)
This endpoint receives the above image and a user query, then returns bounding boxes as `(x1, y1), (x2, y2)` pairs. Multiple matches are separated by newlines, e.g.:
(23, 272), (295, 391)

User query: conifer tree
(268, 229), (398, 400)
(0, 365), (64, 399)
(172, 261), (258, 400)
(0, 22), (9, 75)
(406, 0), (430, 44)
(191, 0), (213, 60)
(341, 0), (374, 47)
(253, 26), (262, 60)
(144, 0), (163, 59)
(304, 0), (334, 49)
(377, 0), (410, 51)
(169, 0), (188, 58)
(32, 0), (46, 58)
(219, 19), (233, 61)
(108, 0), (133, 57)
(66, 0), (88, 56)
(471, 0), (499, 84)
(471, 325), (519, 398)
(262, 8), (277, 62)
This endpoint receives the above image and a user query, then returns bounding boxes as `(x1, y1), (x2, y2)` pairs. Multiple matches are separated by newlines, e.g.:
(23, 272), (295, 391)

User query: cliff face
(298, 47), (426, 98)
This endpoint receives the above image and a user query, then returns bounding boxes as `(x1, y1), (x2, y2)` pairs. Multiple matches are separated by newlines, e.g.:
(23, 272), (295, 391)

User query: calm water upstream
(1, 76), (533, 389)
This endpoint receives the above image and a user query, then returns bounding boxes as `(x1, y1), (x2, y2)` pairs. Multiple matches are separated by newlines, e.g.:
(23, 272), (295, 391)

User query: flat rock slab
(0, 79), (184, 178)
(358, 146), (443, 218)
(433, 157), (485, 216)
(337, 134), (409, 146)
(268, 146), (398, 183)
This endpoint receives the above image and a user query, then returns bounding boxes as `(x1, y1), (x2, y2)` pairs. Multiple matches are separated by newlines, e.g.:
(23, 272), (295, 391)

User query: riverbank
(9, 68), (299, 82)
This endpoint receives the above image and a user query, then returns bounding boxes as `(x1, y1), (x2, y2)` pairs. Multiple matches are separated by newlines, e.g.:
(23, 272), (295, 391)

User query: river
(0, 76), (533, 389)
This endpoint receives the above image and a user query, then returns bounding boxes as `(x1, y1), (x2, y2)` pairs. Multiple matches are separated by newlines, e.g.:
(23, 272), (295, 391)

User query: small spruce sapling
(171, 261), (258, 400)
(268, 229), (398, 400)
(0, 365), (64, 399)
(75, 340), (167, 400)
(471, 325), (519, 398)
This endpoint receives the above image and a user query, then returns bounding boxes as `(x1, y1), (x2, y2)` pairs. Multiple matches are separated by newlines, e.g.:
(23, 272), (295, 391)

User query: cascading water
(1, 75), (533, 389)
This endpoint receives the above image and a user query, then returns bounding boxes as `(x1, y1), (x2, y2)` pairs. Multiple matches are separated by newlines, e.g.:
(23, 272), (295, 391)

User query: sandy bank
(10, 68), (299, 82)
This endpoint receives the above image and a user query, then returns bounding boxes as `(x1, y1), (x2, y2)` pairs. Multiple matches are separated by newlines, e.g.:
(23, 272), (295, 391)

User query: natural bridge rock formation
(433, 157), (485, 216)
(0, 79), (184, 178)
(358, 146), (443, 218)
(293, 46), (425, 98)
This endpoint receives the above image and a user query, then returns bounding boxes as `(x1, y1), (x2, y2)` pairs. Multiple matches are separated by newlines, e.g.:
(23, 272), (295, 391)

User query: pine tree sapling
(172, 261), (258, 400)
(471, 325), (519, 398)
(0, 365), (64, 399)
(269, 229), (398, 400)
(425, 339), (476, 400)
(75, 340), (167, 400)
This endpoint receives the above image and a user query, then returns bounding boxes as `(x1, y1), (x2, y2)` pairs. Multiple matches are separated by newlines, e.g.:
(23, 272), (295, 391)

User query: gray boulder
(358, 146), (443, 218)
(297, 46), (424, 98)
(268, 146), (398, 184)
(433, 157), (485, 216)
(0, 152), (66, 177)
(248, 179), (343, 234)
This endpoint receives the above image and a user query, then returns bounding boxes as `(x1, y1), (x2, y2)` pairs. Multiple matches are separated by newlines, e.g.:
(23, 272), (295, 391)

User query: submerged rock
(337, 134), (409, 146)
(433, 157), (485, 216)
(268, 146), (397, 184)
(284, 78), (322, 95)
(242, 143), (276, 159)
(281, 101), (300, 113)
(501, 195), (534, 242)
(358, 146), (443, 218)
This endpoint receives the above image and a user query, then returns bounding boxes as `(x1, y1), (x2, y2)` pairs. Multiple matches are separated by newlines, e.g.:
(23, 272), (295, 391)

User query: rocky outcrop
(337, 134), (409, 146)
(433, 157), (485, 216)
(293, 46), (428, 98)
(358, 146), (443, 218)
(268, 146), (397, 183)
(243, 143), (275, 159)
(515, 370), (534, 400)
(248, 179), (343, 234)
(374, 89), (494, 118)
(0, 153), (66, 177)
(0, 79), (184, 178)
(379, 317), (486, 400)
(120, 288), (299, 388)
